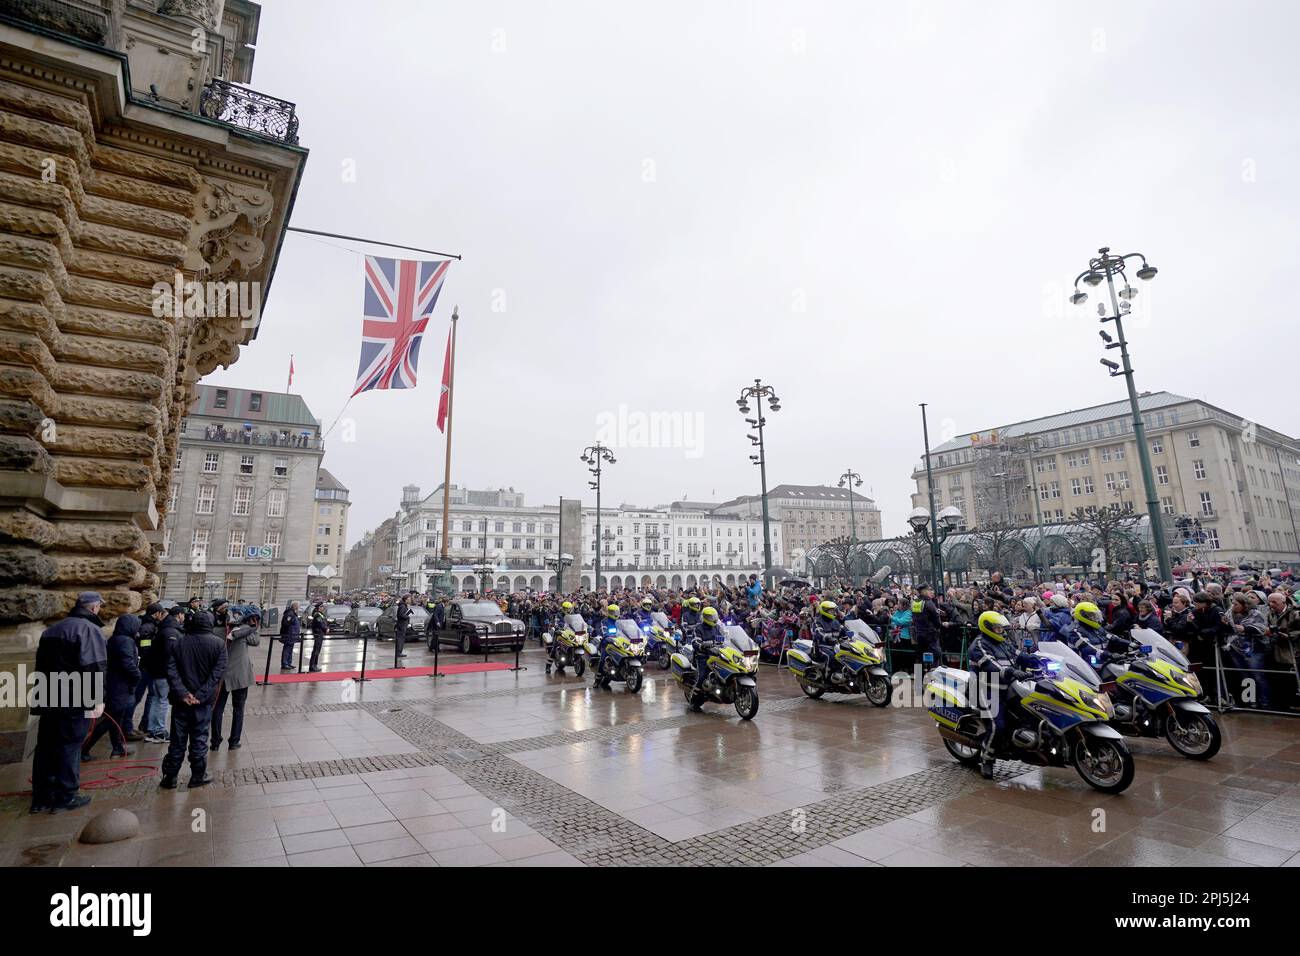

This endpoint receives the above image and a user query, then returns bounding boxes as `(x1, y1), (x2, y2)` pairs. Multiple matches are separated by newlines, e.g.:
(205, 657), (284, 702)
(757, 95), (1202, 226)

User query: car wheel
(460, 633), (473, 655)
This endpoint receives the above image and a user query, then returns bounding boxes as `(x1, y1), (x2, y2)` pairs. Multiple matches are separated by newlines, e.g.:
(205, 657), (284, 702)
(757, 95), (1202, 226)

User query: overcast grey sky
(202, 0), (1300, 544)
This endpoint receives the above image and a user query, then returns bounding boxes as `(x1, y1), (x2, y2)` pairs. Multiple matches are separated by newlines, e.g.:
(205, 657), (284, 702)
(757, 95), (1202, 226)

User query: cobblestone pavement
(2, 643), (1299, 867)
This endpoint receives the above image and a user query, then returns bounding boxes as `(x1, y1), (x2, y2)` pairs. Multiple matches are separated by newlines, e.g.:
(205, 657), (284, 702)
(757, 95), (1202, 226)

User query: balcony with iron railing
(4, 0), (300, 147)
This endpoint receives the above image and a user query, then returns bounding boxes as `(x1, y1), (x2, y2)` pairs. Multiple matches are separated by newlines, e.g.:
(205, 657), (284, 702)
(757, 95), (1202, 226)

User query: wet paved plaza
(2, 639), (1299, 868)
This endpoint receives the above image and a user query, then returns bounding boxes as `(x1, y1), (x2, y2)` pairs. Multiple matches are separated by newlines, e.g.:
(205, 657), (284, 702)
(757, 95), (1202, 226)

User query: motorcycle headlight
(1093, 692), (1115, 717)
(1183, 672), (1203, 696)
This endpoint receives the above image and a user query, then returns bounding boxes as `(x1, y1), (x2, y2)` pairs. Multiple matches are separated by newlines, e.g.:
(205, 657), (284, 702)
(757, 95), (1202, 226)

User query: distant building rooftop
(189, 384), (319, 430)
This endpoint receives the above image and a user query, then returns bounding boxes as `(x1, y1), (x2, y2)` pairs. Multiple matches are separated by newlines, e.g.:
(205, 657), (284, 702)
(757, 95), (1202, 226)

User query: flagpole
(439, 307), (459, 562)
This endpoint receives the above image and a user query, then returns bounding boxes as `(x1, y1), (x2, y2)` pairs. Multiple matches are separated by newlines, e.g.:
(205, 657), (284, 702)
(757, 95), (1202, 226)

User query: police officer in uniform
(967, 610), (1037, 779)
(692, 605), (727, 690)
(30, 592), (108, 813)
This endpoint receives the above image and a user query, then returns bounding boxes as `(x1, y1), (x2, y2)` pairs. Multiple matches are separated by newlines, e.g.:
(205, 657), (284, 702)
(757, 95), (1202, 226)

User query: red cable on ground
(0, 710), (160, 798)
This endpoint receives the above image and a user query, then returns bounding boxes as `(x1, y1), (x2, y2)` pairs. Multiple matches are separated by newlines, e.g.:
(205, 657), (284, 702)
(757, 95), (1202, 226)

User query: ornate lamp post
(581, 443), (616, 591)
(738, 379), (781, 589)
(909, 505), (963, 594)
(1069, 247), (1169, 582)
(545, 552), (574, 594)
(838, 467), (863, 582)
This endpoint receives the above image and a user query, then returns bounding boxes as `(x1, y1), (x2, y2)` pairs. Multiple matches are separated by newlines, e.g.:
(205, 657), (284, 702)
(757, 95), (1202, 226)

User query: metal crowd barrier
(1205, 643), (1300, 718)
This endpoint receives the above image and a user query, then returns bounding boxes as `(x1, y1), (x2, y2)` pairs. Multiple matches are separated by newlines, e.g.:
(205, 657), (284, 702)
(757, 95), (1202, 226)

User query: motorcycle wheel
(658, 647), (672, 670)
(573, 657), (585, 677)
(799, 680), (825, 700)
(734, 686), (759, 720)
(1164, 710), (1221, 761)
(684, 686), (703, 711)
(865, 675), (893, 708)
(626, 668), (644, 693)
(1072, 737), (1135, 794)
(942, 736), (982, 767)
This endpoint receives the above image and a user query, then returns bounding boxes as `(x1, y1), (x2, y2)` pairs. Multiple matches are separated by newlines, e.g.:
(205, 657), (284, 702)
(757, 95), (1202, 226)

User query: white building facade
(388, 485), (783, 593)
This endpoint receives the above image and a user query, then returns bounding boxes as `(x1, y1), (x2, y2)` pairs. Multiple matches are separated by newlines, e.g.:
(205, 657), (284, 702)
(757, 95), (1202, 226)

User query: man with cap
(29, 592), (108, 813)
(160, 609), (227, 790)
(143, 604), (185, 743)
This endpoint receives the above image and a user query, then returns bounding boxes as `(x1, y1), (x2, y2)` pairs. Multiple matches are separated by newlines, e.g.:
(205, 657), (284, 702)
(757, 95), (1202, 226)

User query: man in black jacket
(911, 584), (945, 670)
(308, 602), (328, 672)
(29, 592), (108, 813)
(81, 612), (142, 760)
(125, 602), (168, 740)
(160, 610), (227, 790)
(394, 595), (411, 668)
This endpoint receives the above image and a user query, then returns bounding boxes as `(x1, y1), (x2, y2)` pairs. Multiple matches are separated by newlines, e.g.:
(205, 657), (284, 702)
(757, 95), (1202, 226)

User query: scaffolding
(968, 431), (1033, 528)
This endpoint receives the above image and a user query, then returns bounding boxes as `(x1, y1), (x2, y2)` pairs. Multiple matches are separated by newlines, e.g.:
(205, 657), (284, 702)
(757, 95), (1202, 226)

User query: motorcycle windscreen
(844, 619), (883, 646)
(721, 624), (757, 653)
(651, 611), (671, 629)
(1035, 640), (1102, 690)
(1131, 626), (1190, 669)
(616, 619), (644, 642)
(564, 614), (587, 633)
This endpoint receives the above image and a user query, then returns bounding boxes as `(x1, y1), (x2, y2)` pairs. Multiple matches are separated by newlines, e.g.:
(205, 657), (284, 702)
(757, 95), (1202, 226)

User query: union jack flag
(351, 255), (451, 397)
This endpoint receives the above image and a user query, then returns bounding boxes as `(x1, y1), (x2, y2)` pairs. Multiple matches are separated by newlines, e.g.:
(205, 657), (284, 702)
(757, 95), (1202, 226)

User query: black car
(377, 605), (427, 641)
(344, 606), (382, 638)
(324, 604), (351, 634)
(432, 600), (525, 654)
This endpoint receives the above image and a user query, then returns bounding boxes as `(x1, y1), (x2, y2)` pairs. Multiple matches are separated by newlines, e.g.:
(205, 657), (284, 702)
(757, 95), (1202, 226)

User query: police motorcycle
(642, 611), (681, 670)
(1081, 626), (1221, 760)
(786, 619), (893, 707)
(589, 617), (648, 692)
(925, 637), (1135, 794)
(669, 623), (761, 719)
(542, 613), (599, 677)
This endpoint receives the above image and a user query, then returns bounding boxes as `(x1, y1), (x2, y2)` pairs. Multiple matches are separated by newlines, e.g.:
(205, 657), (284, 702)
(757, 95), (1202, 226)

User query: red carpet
(258, 662), (515, 684)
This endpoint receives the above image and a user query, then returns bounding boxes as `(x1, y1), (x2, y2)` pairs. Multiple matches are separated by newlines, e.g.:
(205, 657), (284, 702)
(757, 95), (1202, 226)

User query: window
(319, 505), (332, 516)
(227, 530), (246, 560)
(1204, 528), (1220, 549)
(526, 523), (535, 534)
(460, 537), (471, 549)
(1151, 438), (1164, 454)
(494, 521), (504, 533)
(273, 457), (288, 478)
(239, 454), (254, 475)
(462, 520), (473, 532)
(494, 537), (504, 549)
(512, 538), (521, 549)
(161, 527), (172, 557)
(267, 489), (286, 517)
(512, 522), (522, 533)
(1049, 481), (1061, 499)
(1071, 478), (1082, 496)
(232, 486), (251, 516)
(265, 530), (282, 558)
(525, 539), (535, 550)
(543, 538), (553, 550)
(317, 525), (331, 536)
(1161, 497), (1174, 515)
(168, 484), (179, 513)
(249, 392), (263, 412)
(191, 529), (210, 559)
(1104, 473), (1117, 493)
(195, 484), (216, 514)
(1193, 459), (1206, 480)
(174, 448), (183, 471)
(1100, 447), (1112, 462)
(1113, 446), (1125, 461)
(1188, 431), (1200, 448)
(1199, 491), (1214, 516)
(203, 452), (219, 473)
(214, 389), (228, 409)
(1117, 471), (1130, 490)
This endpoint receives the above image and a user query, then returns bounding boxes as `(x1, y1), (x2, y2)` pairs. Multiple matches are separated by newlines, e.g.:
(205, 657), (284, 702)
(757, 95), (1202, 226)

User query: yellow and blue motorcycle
(543, 613), (599, 677)
(1071, 628), (1221, 760)
(638, 611), (681, 670)
(669, 625), (760, 719)
(590, 619), (647, 692)
(786, 619), (893, 706)
(925, 653), (1135, 794)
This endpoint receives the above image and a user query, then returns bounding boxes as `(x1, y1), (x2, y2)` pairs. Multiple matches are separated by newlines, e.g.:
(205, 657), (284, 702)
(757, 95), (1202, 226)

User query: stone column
(0, 28), (305, 759)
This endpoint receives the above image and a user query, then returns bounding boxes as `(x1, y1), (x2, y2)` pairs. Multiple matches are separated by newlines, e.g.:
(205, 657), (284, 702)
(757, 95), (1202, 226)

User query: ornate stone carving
(156, 0), (222, 33)
(184, 177), (272, 281)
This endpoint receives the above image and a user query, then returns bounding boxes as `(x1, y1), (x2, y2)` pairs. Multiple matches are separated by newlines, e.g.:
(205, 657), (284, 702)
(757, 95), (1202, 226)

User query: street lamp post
(581, 443), (616, 592)
(738, 379), (782, 589)
(918, 403), (944, 592)
(545, 552), (573, 594)
(1069, 247), (1171, 582)
(838, 468), (863, 583)
(909, 505), (963, 596)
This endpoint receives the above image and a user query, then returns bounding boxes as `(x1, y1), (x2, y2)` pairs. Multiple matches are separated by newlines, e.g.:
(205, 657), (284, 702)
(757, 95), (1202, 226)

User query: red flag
(436, 330), (452, 433)
(287, 354), (294, 391)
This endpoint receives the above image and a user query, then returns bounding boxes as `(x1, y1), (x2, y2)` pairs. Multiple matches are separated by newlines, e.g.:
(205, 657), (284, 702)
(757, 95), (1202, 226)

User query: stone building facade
(714, 484), (882, 557)
(0, 1), (305, 758)
(308, 467), (348, 595)
(158, 384), (322, 607)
